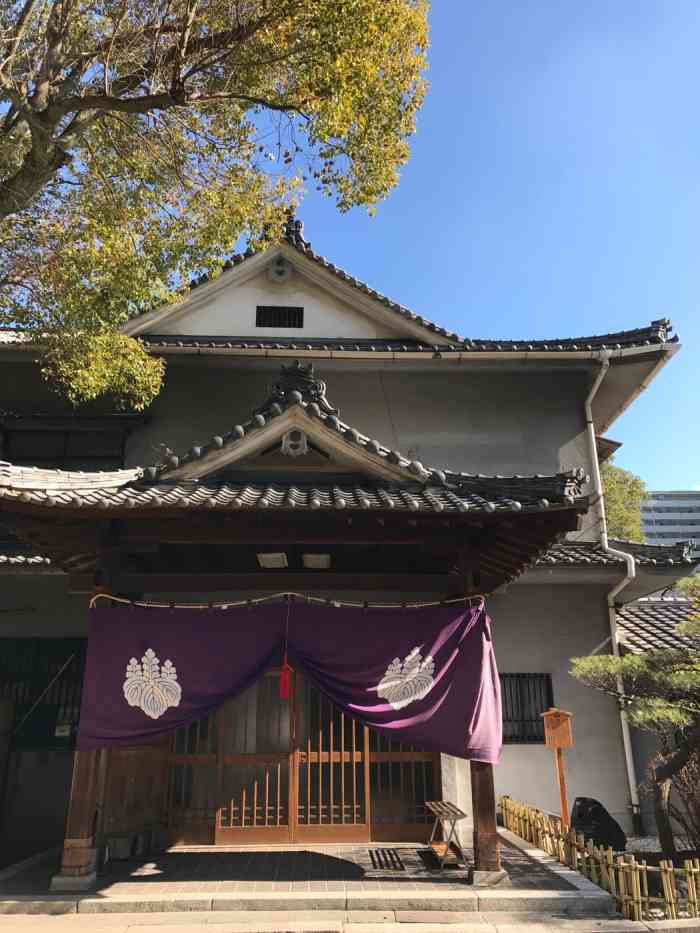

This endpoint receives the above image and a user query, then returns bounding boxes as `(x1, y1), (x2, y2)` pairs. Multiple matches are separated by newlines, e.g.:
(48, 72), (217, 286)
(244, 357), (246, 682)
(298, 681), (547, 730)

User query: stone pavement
(1, 838), (571, 900)
(1, 908), (700, 932)
(0, 831), (615, 917)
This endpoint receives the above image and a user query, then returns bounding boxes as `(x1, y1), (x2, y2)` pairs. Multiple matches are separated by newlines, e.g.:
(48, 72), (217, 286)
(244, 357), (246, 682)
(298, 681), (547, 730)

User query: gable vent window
(500, 673), (553, 744)
(256, 305), (304, 328)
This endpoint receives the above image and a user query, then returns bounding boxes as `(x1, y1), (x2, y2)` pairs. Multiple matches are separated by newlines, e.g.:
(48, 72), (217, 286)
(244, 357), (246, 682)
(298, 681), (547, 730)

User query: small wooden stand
(426, 801), (468, 871)
(541, 708), (573, 829)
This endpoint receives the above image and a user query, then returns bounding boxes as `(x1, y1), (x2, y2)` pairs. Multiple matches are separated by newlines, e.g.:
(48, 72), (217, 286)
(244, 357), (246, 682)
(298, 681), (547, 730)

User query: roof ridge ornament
(283, 214), (308, 248)
(256, 361), (337, 416)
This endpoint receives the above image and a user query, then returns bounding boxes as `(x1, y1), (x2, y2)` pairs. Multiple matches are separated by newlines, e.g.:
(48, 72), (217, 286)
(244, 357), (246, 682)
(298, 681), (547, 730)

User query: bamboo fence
(500, 797), (700, 921)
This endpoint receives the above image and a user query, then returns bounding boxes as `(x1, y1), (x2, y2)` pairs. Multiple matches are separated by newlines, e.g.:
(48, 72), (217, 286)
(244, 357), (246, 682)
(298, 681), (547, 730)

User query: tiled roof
(617, 598), (698, 652)
(155, 220), (674, 351)
(2, 538), (689, 575)
(0, 551), (52, 567)
(112, 361), (587, 491)
(609, 539), (696, 565)
(0, 219), (680, 353)
(0, 362), (587, 517)
(0, 323), (676, 354)
(0, 467), (586, 516)
(536, 539), (696, 568)
(0, 531), (52, 569)
(138, 327), (675, 354)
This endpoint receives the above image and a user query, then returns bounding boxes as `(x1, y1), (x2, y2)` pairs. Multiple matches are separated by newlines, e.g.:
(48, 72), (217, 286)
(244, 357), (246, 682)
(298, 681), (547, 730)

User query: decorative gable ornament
(376, 648), (435, 710)
(123, 649), (182, 719)
(267, 255), (293, 284)
(256, 360), (338, 416)
(281, 429), (309, 458)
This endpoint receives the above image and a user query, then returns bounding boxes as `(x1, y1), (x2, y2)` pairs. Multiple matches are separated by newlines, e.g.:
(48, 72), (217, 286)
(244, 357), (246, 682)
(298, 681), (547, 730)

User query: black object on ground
(570, 797), (627, 851)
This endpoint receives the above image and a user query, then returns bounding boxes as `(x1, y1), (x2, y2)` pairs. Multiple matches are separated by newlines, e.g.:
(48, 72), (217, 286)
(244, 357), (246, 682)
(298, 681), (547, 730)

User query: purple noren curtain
(77, 602), (501, 763)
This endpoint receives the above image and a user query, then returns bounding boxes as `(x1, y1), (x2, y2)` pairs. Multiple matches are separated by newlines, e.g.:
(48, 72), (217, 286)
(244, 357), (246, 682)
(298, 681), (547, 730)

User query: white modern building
(642, 491), (700, 558)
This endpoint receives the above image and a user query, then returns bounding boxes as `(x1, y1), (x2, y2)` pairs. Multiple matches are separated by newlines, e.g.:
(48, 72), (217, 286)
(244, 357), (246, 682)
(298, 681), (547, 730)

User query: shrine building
(0, 219), (696, 889)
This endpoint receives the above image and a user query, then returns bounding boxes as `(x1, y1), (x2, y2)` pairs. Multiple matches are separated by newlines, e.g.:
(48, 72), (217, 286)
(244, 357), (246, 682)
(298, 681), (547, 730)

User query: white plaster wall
(124, 364), (591, 483)
(439, 584), (633, 834)
(489, 583), (633, 831)
(156, 268), (399, 339)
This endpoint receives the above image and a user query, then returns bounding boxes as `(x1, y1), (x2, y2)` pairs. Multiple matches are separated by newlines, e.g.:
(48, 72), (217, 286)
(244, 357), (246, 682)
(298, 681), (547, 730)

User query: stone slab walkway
(0, 832), (614, 917)
(1, 839), (570, 899)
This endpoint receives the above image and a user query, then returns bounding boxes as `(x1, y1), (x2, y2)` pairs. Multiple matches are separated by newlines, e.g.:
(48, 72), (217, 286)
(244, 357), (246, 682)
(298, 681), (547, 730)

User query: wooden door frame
(214, 669), (294, 844)
(167, 669), (441, 846)
(290, 671), (371, 842)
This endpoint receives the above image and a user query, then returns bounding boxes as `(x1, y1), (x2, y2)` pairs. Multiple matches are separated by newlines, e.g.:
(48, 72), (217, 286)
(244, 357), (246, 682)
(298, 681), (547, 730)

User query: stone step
(0, 888), (614, 916)
(0, 908), (698, 932)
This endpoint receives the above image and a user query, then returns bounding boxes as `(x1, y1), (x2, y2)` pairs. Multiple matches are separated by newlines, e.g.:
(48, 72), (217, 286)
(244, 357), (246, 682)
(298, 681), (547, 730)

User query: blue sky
(296, 2), (700, 490)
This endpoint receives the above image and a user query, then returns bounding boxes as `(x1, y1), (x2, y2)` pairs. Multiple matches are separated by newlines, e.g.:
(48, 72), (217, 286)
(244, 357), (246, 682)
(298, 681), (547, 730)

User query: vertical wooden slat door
(294, 673), (370, 841)
(368, 729), (439, 842)
(168, 711), (218, 844)
(167, 670), (440, 845)
(215, 671), (293, 843)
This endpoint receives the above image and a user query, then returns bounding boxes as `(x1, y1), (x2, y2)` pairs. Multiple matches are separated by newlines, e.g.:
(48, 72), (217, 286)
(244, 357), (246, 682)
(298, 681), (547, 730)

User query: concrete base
(0, 907), (689, 930)
(0, 889), (619, 915)
(49, 870), (97, 893)
(468, 868), (508, 885)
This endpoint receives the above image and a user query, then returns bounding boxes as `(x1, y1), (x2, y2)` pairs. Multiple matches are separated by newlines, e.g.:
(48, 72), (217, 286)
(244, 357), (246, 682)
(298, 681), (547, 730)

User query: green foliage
(572, 582), (700, 852)
(571, 636), (700, 735)
(0, 0), (429, 409)
(40, 334), (165, 412)
(678, 575), (700, 600)
(601, 460), (647, 542)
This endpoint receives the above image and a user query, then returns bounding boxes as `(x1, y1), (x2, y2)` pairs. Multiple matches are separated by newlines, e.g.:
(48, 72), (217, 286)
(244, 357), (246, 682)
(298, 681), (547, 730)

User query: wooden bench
(426, 800), (468, 871)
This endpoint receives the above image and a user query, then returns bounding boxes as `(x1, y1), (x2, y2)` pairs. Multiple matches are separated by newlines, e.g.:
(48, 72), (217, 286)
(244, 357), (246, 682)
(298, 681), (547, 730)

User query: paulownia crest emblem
(123, 649), (182, 720)
(377, 648), (435, 710)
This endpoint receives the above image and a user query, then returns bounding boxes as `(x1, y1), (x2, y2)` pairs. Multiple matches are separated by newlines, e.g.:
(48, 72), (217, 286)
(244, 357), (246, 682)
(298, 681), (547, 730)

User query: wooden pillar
(50, 748), (107, 890)
(470, 760), (501, 872)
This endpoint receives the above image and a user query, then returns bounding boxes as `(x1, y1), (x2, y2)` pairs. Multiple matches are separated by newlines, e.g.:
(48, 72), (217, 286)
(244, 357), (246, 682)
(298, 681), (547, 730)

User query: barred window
(256, 305), (304, 328)
(0, 639), (87, 748)
(500, 673), (553, 744)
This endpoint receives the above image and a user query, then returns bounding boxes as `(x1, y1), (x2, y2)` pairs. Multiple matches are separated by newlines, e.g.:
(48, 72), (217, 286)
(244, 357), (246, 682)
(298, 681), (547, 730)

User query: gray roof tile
(536, 539), (695, 568)
(0, 220), (676, 354)
(617, 598), (698, 652)
(0, 469), (586, 516)
(139, 326), (676, 355)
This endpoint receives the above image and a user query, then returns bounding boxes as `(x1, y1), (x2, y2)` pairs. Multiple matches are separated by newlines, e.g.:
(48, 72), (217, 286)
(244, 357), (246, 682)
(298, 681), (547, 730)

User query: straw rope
(88, 591), (487, 611)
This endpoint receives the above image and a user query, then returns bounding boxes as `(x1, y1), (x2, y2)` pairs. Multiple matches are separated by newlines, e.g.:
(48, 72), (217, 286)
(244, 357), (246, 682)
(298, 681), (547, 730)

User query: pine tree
(571, 589), (700, 857)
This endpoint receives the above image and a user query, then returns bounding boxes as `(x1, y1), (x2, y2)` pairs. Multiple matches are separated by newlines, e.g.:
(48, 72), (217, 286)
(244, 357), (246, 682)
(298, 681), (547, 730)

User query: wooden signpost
(541, 708), (573, 828)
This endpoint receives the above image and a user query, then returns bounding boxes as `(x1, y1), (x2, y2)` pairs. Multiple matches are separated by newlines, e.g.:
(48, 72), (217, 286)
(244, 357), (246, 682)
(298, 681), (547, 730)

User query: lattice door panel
(369, 729), (438, 842)
(216, 757), (291, 841)
(167, 670), (440, 844)
(215, 672), (293, 842)
(168, 712), (218, 844)
(295, 676), (369, 840)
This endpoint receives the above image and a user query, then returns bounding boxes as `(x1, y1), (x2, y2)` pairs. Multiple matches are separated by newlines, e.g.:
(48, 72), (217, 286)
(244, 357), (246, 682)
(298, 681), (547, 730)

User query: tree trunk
(653, 777), (677, 860)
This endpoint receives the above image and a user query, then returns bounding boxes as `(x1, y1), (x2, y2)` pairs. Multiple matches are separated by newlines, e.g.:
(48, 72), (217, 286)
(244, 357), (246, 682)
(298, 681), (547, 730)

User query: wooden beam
(470, 761), (501, 872)
(69, 571), (457, 594)
(117, 517), (478, 547)
(51, 750), (103, 890)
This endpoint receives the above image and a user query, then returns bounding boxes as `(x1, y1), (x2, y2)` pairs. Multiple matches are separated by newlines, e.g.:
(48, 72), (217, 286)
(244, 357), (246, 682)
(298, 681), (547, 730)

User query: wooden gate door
(167, 671), (293, 844)
(168, 670), (438, 845)
(294, 673), (370, 841)
(215, 671), (294, 843)
(368, 729), (439, 842)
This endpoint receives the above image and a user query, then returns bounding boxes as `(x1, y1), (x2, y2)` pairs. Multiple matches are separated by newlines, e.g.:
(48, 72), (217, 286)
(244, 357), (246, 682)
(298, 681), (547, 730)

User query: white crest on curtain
(123, 649), (182, 719)
(377, 648), (435, 710)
